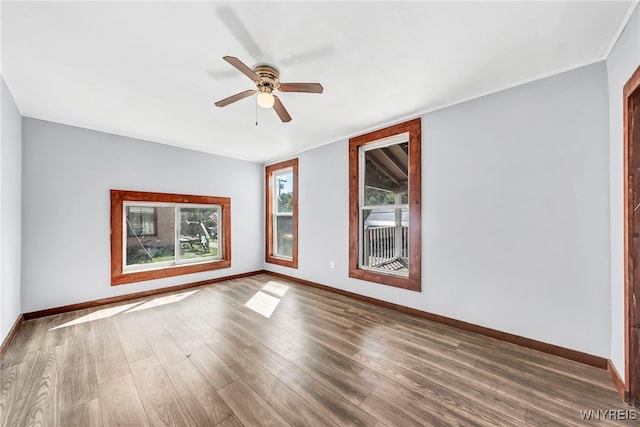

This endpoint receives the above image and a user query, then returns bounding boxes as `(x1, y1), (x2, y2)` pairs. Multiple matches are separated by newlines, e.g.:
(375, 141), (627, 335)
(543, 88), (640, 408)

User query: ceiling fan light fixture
(257, 91), (275, 109)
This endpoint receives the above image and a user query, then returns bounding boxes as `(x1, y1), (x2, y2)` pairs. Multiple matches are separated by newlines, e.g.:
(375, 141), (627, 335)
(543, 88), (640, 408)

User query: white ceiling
(1, 1), (636, 163)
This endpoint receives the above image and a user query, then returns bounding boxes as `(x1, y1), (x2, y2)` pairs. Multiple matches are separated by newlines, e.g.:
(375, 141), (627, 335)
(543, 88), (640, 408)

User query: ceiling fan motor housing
(254, 65), (279, 93)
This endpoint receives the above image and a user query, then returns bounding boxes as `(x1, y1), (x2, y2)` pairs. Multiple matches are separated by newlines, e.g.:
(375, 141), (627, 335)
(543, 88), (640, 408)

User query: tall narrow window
(266, 158), (298, 268)
(349, 118), (421, 291)
(111, 190), (231, 285)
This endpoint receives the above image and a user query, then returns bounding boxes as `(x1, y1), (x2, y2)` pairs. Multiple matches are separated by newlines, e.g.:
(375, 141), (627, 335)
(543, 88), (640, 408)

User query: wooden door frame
(624, 64), (640, 407)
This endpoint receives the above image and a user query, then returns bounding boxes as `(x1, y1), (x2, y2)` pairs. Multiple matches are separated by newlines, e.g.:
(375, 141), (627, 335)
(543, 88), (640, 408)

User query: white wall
(267, 62), (611, 357)
(1, 77), (22, 343)
(607, 5), (640, 381)
(21, 118), (263, 313)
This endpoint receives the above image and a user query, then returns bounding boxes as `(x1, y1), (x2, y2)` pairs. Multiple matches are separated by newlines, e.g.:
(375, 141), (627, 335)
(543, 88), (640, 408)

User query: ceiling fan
(214, 56), (323, 122)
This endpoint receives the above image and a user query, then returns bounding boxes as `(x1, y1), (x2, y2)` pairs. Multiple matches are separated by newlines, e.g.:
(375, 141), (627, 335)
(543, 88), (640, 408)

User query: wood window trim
(265, 158), (298, 269)
(111, 190), (231, 286)
(623, 64), (640, 406)
(349, 118), (421, 291)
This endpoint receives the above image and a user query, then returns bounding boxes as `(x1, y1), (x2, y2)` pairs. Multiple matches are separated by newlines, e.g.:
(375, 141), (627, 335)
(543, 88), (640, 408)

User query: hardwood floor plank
(0, 362), (24, 426)
(112, 312), (154, 364)
(129, 355), (195, 426)
(458, 341), (619, 396)
(55, 333), (99, 412)
(476, 357), (622, 408)
(352, 348), (497, 397)
(59, 398), (103, 427)
(185, 344), (238, 390)
(174, 309), (250, 367)
(357, 366), (526, 425)
(257, 330), (366, 377)
(1, 320), (46, 368)
(346, 323), (477, 368)
(480, 359), (618, 411)
(90, 319), (130, 384)
(163, 359), (233, 426)
(218, 380), (291, 427)
(495, 376), (629, 426)
(215, 414), (245, 427)
(98, 373), (149, 427)
(244, 343), (377, 427)
(524, 406), (580, 427)
(260, 333), (372, 406)
(132, 309), (189, 367)
(14, 347), (58, 427)
(231, 356), (339, 427)
(360, 391), (451, 427)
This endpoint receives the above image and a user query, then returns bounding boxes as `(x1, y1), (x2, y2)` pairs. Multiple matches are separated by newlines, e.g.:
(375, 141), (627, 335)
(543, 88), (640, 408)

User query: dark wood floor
(0, 273), (635, 426)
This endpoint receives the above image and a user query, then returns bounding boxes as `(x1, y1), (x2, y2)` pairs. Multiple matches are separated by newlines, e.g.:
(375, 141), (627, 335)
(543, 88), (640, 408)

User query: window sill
(112, 259), (231, 286)
(349, 266), (420, 292)
(266, 256), (298, 269)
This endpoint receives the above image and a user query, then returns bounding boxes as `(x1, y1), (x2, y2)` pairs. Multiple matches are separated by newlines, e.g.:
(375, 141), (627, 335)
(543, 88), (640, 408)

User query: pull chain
(255, 98), (258, 126)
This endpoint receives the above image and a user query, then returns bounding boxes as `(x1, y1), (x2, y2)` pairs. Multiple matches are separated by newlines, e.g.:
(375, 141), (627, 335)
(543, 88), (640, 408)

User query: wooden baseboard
(608, 359), (628, 402)
(265, 271), (608, 370)
(1, 313), (24, 359)
(24, 270), (264, 320)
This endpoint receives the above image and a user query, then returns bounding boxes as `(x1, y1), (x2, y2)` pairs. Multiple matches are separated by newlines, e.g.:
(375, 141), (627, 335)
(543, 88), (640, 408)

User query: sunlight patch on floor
(126, 290), (198, 313)
(49, 302), (142, 330)
(49, 289), (199, 330)
(262, 281), (289, 297)
(244, 291), (281, 318)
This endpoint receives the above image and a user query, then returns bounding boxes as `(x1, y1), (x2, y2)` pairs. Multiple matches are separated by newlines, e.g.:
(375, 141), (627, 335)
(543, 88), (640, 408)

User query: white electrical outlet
(329, 260), (335, 269)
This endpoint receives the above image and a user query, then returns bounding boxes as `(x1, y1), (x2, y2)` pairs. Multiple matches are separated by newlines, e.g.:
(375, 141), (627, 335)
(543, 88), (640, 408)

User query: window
(349, 118), (421, 291)
(266, 158), (298, 268)
(111, 190), (231, 285)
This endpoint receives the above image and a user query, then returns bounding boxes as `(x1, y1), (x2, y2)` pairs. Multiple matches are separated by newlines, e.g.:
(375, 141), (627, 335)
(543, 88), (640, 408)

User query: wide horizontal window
(124, 203), (222, 271)
(111, 190), (231, 285)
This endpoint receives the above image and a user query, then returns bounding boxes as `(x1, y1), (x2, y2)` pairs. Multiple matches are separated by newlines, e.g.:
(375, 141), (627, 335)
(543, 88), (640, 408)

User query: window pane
(178, 206), (220, 260)
(275, 170), (294, 213)
(127, 206), (156, 236)
(361, 208), (409, 275)
(276, 215), (293, 258)
(363, 187), (395, 206)
(126, 206), (175, 266)
(363, 142), (408, 207)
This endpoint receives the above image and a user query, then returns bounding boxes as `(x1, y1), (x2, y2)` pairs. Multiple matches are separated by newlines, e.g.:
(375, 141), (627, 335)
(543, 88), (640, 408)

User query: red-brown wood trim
(24, 270), (265, 320)
(0, 314), (24, 359)
(624, 64), (640, 406)
(348, 118), (421, 291)
(110, 189), (232, 285)
(266, 271), (608, 370)
(265, 159), (298, 269)
(608, 359), (628, 402)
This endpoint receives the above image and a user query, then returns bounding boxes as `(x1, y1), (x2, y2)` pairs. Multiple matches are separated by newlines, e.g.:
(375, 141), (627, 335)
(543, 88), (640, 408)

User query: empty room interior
(2, 1), (640, 425)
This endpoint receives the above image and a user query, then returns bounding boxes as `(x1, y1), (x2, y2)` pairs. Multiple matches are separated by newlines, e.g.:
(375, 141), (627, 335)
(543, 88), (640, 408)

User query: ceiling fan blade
(214, 89), (257, 107)
(278, 83), (324, 94)
(273, 96), (292, 122)
(223, 56), (261, 83)
(216, 6), (264, 61)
